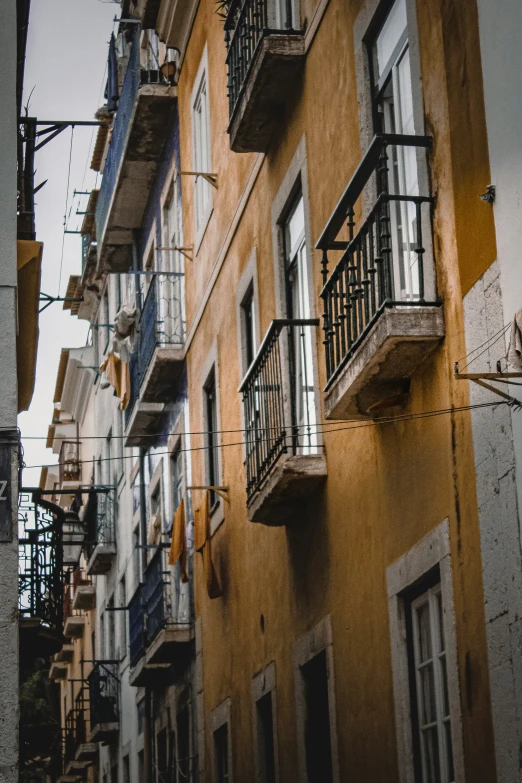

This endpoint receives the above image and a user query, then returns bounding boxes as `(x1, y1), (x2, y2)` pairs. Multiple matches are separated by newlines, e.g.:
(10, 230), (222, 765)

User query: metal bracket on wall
(187, 485), (230, 503)
(156, 246), (194, 262)
(454, 363), (522, 408)
(178, 171), (218, 188)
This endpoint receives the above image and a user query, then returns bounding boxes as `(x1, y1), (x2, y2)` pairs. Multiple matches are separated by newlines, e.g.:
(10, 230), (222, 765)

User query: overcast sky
(19, 0), (117, 485)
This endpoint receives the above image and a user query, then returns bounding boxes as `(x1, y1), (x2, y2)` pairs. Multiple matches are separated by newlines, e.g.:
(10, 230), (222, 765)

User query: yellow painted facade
(170, 0), (498, 779)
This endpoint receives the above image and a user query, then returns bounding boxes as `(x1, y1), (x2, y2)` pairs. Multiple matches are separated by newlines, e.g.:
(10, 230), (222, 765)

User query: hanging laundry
(106, 33), (119, 112)
(506, 309), (522, 370)
(168, 499), (189, 582)
(194, 490), (222, 599)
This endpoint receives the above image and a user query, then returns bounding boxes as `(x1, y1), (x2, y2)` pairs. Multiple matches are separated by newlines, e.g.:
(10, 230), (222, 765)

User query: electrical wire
(57, 125), (75, 296)
(457, 322), (511, 371)
(22, 400), (506, 470)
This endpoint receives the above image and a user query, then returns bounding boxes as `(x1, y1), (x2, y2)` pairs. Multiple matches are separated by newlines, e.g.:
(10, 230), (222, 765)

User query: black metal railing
(129, 584), (146, 669)
(239, 319), (320, 500)
(224, 0), (301, 120)
(316, 134), (435, 389)
(83, 490), (116, 560)
(63, 689), (90, 767)
(18, 494), (63, 639)
(125, 272), (185, 425)
(129, 548), (192, 669)
(88, 662), (119, 728)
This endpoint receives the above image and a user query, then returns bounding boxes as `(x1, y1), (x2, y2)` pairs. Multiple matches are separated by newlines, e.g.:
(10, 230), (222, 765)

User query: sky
(19, 0), (118, 485)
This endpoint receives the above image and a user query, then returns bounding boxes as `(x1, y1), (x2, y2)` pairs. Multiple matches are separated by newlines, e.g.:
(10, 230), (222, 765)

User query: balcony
(64, 690), (97, 775)
(129, 548), (193, 687)
(84, 491), (117, 576)
(59, 440), (81, 488)
(224, 0), (305, 152)
(239, 319), (327, 524)
(96, 31), (177, 272)
(56, 643), (75, 663)
(88, 662), (120, 744)
(18, 493), (64, 662)
(316, 134), (444, 420)
(49, 659), (68, 680)
(71, 567), (96, 611)
(125, 273), (185, 446)
(63, 583), (86, 639)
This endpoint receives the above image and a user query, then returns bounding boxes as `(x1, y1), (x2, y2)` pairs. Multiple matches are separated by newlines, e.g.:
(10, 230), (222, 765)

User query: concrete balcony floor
(324, 306), (445, 420)
(229, 33), (305, 153)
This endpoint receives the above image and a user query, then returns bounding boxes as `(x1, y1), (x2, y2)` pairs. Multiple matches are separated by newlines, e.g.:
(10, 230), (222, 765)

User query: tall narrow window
(156, 727), (168, 783)
(192, 60), (212, 236)
(370, 0), (419, 300)
(177, 704), (190, 781)
(106, 430), (113, 487)
(283, 193), (317, 454)
(106, 597), (115, 660)
(241, 285), (256, 372)
(409, 584), (454, 783)
(162, 183), (185, 344)
(214, 724), (230, 783)
(172, 445), (184, 513)
(256, 693), (276, 783)
(204, 369), (219, 508)
(119, 575), (127, 658)
(301, 651), (333, 783)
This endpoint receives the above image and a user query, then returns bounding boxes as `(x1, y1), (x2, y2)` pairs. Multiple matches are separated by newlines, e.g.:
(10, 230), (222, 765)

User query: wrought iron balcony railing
(18, 494), (63, 650)
(125, 272), (185, 425)
(316, 134), (435, 389)
(88, 662), (119, 729)
(239, 319), (320, 500)
(129, 547), (192, 669)
(83, 489), (116, 560)
(224, 0), (302, 121)
(95, 31), (172, 252)
(63, 689), (90, 768)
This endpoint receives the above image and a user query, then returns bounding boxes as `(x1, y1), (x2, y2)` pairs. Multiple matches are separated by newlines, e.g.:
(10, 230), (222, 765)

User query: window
(256, 693), (276, 783)
(99, 613), (105, 659)
(204, 369), (219, 508)
(134, 523), (141, 584)
(137, 700), (146, 736)
(408, 584), (454, 783)
(172, 445), (184, 513)
(111, 761), (118, 783)
(122, 755), (130, 783)
(282, 193), (317, 454)
(120, 575), (127, 658)
(301, 650), (333, 783)
(162, 183), (185, 343)
(241, 285), (257, 371)
(177, 704), (190, 781)
(214, 724), (230, 783)
(156, 728), (168, 783)
(192, 54), (212, 236)
(107, 597), (116, 660)
(106, 430), (113, 486)
(138, 750), (144, 782)
(369, 0), (419, 300)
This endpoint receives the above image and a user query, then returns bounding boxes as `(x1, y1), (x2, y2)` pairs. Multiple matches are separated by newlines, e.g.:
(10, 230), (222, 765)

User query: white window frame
(411, 584), (454, 783)
(292, 616), (340, 783)
(191, 46), (213, 249)
(212, 698), (232, 783)
(252, 662), (280, 783)
(386, 519), (465, 783)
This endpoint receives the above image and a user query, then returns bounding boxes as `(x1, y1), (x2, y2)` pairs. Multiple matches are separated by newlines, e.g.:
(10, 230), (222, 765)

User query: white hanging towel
(506, 309), (522, 370)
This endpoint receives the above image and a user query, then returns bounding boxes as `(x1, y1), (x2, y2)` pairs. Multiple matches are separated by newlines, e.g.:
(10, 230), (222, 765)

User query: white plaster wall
(0, 0), (21, 780)
(476, 0), (522, 527)
(464, 261), (522, 783)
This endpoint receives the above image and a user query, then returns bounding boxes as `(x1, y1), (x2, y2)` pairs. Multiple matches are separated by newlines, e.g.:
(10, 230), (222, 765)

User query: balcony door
(161, 183), (185, 346)
(371, 0), (420, 301)
(283, 194), (317, 454)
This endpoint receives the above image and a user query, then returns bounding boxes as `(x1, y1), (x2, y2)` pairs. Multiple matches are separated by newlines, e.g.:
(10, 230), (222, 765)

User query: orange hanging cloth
(168, 499), (189, 583)
(194, 490), (222, 599)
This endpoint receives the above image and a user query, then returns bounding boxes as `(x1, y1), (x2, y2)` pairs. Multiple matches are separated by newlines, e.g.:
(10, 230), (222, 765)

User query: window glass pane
(419, 664), (437, 725)
(444, 721), (454, 782)
(374, 0), (407, 82)
(416, 601), (432, 662)
(436, 591), (445, 652)
(286, 197), (305, 261)
(421, 726), (441, 783)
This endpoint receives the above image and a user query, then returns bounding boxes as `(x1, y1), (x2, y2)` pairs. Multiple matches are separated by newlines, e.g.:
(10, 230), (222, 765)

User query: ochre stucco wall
(174, 0), (497, 779)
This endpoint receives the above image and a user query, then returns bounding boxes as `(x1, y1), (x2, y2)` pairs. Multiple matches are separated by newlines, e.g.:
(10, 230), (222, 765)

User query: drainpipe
(139, 447), (153, 783)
